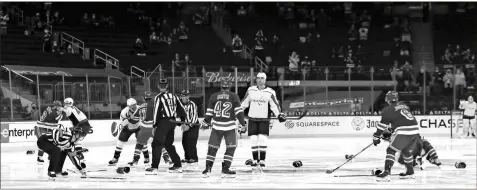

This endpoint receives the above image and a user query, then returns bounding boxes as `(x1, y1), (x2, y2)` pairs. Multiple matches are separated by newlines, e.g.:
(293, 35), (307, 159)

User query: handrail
(255, 56), (267, 71)
(61, 32), (85, 58)
(1, 66), (34, 83)
(147, 64), (162, 79)
(3, 3), (23, 25)
(130, 66), (146, 78)
(94, 49), (119, 69)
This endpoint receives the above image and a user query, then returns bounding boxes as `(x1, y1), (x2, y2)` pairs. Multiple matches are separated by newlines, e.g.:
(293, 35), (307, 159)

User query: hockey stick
(325, 142), (374, 174)
(169, 120), (200, 126)
(246, 110), (308, 121)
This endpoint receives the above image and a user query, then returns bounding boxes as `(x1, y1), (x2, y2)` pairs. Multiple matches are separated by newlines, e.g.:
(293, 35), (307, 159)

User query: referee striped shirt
(153, 92), (187, 125)
(45, 125), (74, 150)
(183, 100), (198, 124)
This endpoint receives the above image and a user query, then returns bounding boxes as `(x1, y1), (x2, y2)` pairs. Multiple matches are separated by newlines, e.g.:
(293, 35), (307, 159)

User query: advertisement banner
(5, 122), (37, 143)
(1, 123), (9, 143)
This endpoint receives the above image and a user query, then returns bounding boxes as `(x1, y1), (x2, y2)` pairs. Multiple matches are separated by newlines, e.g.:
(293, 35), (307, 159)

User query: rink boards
(0, 115), (458, 144)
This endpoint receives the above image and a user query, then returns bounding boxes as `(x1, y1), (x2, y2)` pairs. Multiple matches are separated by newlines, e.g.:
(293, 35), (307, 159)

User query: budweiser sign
(205, 72), (252, 83)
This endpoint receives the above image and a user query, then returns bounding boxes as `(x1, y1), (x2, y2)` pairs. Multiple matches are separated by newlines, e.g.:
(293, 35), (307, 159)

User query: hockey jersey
(37, 106), (63, 128)
(120, 106), (141, 130)
(139, 99), (155, 126)
(205, 90), (246, 131)
(375, 102), (419, 136)
(241, 86), (281, 119)
(63, 106), (88, 127)
(459, 101), (477, 117)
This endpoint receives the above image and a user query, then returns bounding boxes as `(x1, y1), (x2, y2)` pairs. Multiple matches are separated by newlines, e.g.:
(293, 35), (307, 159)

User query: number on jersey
(400, 109), (415, 120)
(214, 101), (232, 118)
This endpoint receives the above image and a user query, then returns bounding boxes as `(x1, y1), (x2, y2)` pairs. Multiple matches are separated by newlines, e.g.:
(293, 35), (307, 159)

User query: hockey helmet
(221, 80), (232, 89)
(64, 97), (74, 107)
(51, 100), (62, 108)
(72, 124), (93, 141)
(180, 89), (190, 96)
(126, 98), (137, 106)
(385, 91), (399, 103)
(144, 91), (152, 101)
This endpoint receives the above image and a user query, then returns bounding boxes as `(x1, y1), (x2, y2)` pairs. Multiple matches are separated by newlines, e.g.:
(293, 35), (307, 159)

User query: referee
(179, 90), (199, 165)
(146, 79), (187, 174)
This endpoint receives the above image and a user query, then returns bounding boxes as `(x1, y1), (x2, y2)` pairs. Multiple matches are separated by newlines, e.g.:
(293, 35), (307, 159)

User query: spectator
(232, 34), (243, 54)
(301, 56), (311, 71)
(443, 69), (454, 96)
(462, 49), (475, 63)
(359, 25), (368, 41)
(51, 11), (64, 25)
(134, 37), (146, 56)
(172, 53), (183, 69)
(81, 13), (90, 26)
(178, 21), (188, 41)
(416, 66), (431, 95)
(401, 27), (411, 43)
(184, 54), (192, 67)
(91, 13), (99, 27)
(42, 28), (52, 52)
(149, 31), (157, 44)
(431, 66), (444, 94)
(442, 48), (453, 64)
(0, 11), (9, 35)
(237, 5), (247, 16)
(351, 97), (362, 112)
(288, 51), (300, 71)
(348, 24), (357, 41)
(454, 68), (466, 98)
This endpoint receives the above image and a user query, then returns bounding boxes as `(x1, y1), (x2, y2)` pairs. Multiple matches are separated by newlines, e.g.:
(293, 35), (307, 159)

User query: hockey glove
(238, 124), (247, 134)
(381, 130), (392, 142)
(200, 119), (211, 130)
(278, 113), (287, 123)
(372, 134), (381, 146)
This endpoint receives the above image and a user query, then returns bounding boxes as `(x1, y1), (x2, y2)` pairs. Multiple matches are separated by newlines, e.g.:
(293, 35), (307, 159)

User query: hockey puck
(345, 154), (354, 159)
(371, 168), (382, 176)
(455, 162), (466, 169)
(292, 160), (303, 168)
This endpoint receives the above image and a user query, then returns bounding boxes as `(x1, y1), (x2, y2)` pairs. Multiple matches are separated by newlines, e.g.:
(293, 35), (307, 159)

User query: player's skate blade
(108, 158), (118, 166)
(168, 166), (183, 173)
(375, 171), (391, 182)
(399, 172), (415, 179)
(145, 168), (158, 175)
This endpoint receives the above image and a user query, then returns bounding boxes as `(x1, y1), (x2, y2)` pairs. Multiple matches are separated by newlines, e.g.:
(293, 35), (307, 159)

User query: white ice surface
(1, 137), (476, 189)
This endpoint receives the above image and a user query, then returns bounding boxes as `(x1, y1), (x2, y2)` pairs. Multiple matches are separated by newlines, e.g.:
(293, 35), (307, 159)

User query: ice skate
(168, 166), (183, 173)
(251, 161), (260, 173)
(127, 159), (139, 166)
(429, 158), (442, 167)
(258, 161), (266, 173)
(399, 171), (415, 179)
(187, 159), (199, 170)
(375, 170), (391, 182)
(48, 171), (57, 178)
(221, 162), (236, 178)
(108, 158), (118, 166)
(56, 171), (68, 177)
(202, 165), (212, 178)
(145, 167), (158, 175)
(37, 157), (44, 165)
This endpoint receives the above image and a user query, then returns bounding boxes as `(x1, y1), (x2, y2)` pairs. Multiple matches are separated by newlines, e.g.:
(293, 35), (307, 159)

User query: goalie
(381, 130), (442, 169)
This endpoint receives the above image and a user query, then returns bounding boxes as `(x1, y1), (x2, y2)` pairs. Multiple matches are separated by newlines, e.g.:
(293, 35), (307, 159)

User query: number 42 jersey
(376, 102), (419, 136)
(204, 90), (246, 131)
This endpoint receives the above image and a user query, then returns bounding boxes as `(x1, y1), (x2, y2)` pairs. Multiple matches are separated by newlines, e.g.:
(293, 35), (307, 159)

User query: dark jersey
(376, 102), (419, 136)
(37, 106), (63, 128)
(205, 90), (246, 130)
(140, 99), (155, 123)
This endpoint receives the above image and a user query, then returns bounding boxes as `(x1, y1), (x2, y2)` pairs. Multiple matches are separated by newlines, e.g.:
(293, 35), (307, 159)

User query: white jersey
(241, 86), (281, 119)
(460, 101), (477, 117)
(120, 106), (141, 130)
(63, 106), (87, 126)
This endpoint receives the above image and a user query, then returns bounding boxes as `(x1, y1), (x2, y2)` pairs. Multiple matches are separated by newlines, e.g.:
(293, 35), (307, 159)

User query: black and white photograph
(0, 0), (476, 189)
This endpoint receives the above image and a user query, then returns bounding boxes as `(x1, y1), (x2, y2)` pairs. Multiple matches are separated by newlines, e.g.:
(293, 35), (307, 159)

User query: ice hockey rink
(1, 137), (476, 189)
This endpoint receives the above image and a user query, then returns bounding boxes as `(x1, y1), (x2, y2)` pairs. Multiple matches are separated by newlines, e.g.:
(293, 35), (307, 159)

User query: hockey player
(61, 98), (93, 132)
(372, 91), (420, 182)
(34, 100), (63, 164)
(458, 95), (476, 138)
(128, 92), (173, 166)
(241, 72), (286, 170)
(201, 80), (247, 178)
(36, 113), (93, 178)
(381, 130), (442, 169)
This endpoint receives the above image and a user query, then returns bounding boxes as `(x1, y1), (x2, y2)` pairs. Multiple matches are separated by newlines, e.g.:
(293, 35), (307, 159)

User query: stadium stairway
(1, 27), (97, 68)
